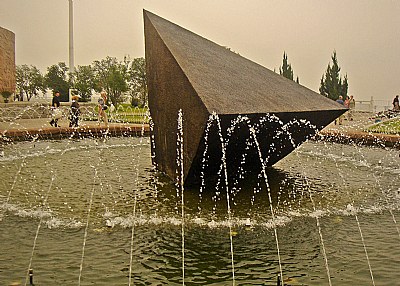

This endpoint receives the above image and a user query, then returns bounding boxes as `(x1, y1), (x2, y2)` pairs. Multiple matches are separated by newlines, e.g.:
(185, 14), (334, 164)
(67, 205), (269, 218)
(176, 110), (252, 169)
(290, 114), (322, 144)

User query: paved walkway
(0, 112), (373, 132)
(322, 110), (373, 132)
(319, 111), (400, 148)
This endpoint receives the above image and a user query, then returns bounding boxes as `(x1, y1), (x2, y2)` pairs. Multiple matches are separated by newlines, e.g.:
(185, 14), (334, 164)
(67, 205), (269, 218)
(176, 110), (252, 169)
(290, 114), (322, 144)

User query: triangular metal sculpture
(144, 10), (347, 186)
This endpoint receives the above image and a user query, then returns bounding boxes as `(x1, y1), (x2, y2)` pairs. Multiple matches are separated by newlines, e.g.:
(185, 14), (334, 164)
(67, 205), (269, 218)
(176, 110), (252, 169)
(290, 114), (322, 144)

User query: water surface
(1, 137), (399, 285)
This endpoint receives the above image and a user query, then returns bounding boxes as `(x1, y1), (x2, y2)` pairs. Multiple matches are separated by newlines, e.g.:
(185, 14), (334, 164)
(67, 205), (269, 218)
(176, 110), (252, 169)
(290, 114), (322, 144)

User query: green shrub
(1, 91), (12, 103)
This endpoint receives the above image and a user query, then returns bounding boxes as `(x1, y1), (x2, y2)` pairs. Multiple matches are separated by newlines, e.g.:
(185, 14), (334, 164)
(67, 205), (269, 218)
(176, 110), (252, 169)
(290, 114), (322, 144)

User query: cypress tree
(279, 52), (299, 83)
(279, 52), (294, 81)
(319, 51), (348, 100)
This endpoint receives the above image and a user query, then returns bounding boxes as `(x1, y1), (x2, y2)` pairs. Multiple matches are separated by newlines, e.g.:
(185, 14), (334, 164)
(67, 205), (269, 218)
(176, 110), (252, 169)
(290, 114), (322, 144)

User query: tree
(279, 52), (299, 83)
(93, 56), (129, 107)
(279, 52), (294, 81)
(72, 65), (96, 102)
(107, 65), (129, 107)
(45, 62), (71, 101)
(319, 51), (348, 100)
(128, 57), (147, 107)
(341, 74), (348, 98)
(15, 65), (45, 101)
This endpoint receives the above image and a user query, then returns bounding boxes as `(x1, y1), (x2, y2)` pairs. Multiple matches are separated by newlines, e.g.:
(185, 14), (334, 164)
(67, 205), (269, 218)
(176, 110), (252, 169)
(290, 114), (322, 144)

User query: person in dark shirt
(49, 91), (61, 127)
(393, 95), (399, 111)
(336, 95), (344, 105)
(69, 95), (81, 127)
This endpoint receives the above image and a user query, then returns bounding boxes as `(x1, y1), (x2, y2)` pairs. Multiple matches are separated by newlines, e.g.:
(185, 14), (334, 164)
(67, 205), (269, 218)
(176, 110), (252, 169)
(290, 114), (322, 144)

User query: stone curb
(0, 124), (150, 143)
(316, 129), (400, 149)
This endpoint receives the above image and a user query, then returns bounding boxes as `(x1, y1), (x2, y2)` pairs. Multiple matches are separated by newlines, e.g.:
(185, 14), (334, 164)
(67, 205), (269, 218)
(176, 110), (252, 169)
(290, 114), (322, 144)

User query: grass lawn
(366, 117), (400, 135)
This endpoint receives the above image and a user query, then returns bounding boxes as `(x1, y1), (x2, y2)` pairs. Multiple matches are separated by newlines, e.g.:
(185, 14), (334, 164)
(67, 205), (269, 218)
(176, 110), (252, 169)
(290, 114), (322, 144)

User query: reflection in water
(0, 137), (399, 285)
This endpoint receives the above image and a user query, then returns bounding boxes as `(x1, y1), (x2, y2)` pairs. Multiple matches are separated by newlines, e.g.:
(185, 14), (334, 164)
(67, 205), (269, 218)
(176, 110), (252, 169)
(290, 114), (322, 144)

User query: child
(98, 91), (108, 126)
(69, 95), (81, 127)
(49, 91), (61, 127)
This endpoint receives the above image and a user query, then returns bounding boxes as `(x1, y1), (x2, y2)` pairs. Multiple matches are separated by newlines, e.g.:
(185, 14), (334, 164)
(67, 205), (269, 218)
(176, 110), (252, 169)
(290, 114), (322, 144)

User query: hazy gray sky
(1, 0), (399, 102)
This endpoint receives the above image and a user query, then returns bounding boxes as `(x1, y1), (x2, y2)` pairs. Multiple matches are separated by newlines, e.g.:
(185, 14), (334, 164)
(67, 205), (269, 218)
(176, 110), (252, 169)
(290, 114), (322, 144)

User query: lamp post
(68, 0), (75, 73)
(68, 0), (75, 101)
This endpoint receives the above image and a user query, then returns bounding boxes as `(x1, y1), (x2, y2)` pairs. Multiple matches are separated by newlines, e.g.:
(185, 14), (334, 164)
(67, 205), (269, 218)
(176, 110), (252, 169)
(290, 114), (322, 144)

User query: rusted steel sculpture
(144, 10), (347, 185)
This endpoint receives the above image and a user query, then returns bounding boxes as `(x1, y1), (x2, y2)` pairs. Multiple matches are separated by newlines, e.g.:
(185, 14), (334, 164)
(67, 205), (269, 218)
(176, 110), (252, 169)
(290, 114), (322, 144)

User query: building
(0, 26), (16, 102)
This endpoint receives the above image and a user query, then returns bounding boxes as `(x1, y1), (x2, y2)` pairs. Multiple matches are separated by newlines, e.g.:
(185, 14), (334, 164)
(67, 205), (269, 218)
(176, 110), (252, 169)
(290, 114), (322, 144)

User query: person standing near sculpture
(344, 96), (350, 108)
(69, 95), (81, 127)
(348, 95), (356, 120)
(98, 91), (108, 127)
(393, 95), (399, 111)
(49, 91), (61, 127)
(335, 95), (344, 125)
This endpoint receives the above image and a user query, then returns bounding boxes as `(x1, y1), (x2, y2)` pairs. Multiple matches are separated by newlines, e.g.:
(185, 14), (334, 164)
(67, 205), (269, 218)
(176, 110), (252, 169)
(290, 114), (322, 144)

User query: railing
(0, 102), (149, 124)
(0, 103), (50, 121)
(355, 98), (392, 113)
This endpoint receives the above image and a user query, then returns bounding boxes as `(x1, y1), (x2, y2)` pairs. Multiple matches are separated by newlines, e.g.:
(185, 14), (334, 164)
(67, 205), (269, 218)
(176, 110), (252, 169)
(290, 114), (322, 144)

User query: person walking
(348, 95), (356, 120)
(49, 91), (61, 127)
(98, 91), (108, 127)
(69, 95), (81, 127)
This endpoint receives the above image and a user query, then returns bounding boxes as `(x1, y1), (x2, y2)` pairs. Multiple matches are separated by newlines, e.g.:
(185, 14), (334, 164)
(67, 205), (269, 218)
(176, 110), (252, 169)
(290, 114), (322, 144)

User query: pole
(69, 0), (75, 73)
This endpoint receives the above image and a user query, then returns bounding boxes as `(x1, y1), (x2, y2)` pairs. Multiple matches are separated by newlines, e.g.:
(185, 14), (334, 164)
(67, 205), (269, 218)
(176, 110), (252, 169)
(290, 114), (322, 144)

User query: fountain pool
(0, 136), (399, 285)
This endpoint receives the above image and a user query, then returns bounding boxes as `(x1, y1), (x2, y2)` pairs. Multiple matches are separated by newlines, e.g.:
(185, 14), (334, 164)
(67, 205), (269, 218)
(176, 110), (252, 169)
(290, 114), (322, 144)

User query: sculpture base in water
(186, 111), (344, 185)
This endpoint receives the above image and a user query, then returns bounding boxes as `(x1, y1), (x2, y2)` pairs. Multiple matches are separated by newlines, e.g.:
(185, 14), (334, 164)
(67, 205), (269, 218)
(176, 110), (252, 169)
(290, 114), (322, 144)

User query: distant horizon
(1, 0), (399, 103)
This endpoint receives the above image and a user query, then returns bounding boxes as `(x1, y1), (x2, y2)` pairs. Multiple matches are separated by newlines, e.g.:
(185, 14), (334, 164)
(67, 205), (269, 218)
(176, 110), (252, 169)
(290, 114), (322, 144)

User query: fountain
(1, 129), (399, 285)
(0, 10), (399, 286)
